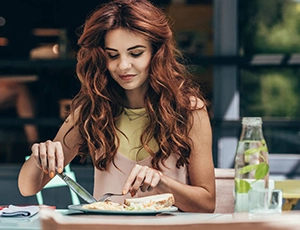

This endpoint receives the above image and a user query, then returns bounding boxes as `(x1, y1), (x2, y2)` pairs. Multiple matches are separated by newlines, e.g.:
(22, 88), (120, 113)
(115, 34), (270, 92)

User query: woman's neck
(124, 85), (148, 109)
(124, 99), (144, 109)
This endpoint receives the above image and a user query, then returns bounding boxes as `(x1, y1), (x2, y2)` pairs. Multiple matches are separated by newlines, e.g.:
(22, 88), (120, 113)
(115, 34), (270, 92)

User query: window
(239, 0), (300, 155)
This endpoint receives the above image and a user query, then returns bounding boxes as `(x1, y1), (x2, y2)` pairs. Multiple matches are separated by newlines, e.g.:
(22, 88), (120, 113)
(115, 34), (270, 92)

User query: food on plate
(82, 200), (127, 211)
(82, 193), (175, 211)
(124, 193), (175, 211)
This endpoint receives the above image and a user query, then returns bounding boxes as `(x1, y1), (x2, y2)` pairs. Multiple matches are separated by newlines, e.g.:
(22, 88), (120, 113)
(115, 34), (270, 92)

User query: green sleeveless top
(115, 108), (158, 161)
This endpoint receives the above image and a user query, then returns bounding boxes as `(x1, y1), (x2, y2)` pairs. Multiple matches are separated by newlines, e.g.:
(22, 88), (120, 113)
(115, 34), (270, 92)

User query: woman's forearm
(18, 157), (48, 196)
(155, 174), (215, 212)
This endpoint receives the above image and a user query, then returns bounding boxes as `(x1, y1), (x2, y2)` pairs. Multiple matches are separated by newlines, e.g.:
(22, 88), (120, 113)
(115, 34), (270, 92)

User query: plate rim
(68, 204), (178, 215)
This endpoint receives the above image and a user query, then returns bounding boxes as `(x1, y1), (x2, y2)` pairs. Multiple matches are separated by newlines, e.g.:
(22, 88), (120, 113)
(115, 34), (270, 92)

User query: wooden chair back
(214, 168), (235, 213)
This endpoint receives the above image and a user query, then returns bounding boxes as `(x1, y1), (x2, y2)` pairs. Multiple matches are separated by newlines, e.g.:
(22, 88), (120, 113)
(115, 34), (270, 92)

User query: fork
(98, 192), (124, 202)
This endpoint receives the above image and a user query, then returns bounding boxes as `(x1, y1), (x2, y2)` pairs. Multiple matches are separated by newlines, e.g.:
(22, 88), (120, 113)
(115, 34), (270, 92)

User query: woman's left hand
(122, 164), (162, 196)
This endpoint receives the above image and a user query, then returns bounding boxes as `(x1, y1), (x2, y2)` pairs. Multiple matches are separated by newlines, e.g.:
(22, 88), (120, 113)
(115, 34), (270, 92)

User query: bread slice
(82, 200), (126, 211)
(124, 193), (175, 210)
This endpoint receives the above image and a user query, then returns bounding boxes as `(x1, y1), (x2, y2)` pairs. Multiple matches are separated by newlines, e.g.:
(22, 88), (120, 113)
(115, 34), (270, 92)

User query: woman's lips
(119, 74), (135, 81)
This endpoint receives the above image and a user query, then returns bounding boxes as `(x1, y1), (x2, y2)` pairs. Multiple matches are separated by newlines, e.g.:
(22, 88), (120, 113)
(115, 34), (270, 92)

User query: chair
(25, 156), (81, 205)
(214, 168), (235, 213)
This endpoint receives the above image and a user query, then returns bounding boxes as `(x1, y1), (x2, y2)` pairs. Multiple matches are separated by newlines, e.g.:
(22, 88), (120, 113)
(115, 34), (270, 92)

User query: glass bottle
(234, 117), (269, 213)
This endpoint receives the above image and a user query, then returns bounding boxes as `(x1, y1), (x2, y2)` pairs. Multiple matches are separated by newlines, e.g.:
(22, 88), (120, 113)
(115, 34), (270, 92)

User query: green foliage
(235, 163), (269, 194)
(261, 72), (299, 116)
(254, 2), (300, 53)
(238, 164), (259, 175)
(240, 69), (300, 117)
(255, 162), (269, 180)
(235, 140), (269, 194)
(235, 178), (251, 193)
(240, 0), (300, 118)
(240, 0), (300, 54)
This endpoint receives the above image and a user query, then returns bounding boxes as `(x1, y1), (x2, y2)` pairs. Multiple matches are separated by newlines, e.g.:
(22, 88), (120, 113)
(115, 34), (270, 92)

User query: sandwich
(124, 193), (175, 211)
(82, 200), (126, 211)
(82, 193), (175, 211)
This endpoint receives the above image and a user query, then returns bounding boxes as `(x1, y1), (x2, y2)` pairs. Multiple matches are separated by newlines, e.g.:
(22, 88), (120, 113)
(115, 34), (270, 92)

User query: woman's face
(104, 28), (152, 95)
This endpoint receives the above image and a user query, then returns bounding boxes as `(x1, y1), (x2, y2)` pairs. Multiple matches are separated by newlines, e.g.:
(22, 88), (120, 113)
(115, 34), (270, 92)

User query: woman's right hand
(31, 140), (65, 178)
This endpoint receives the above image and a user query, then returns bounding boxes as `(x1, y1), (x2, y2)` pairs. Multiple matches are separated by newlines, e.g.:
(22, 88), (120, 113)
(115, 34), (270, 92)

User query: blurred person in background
(0, 81), (39, 146)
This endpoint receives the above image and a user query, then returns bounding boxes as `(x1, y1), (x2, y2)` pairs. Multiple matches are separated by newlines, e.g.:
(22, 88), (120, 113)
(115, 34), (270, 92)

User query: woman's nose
(118, 57), (132, 70)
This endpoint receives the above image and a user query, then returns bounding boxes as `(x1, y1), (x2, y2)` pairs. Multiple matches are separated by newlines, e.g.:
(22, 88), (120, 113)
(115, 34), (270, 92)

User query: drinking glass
(248, 189), (282, 216)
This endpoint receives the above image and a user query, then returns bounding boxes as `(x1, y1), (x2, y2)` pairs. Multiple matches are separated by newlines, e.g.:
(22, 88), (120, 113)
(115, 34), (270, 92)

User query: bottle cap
(242, 117), (262, 126)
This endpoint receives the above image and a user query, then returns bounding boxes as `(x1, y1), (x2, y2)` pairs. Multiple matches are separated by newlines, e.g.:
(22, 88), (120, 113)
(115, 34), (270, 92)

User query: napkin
(0, 205), (39, 218)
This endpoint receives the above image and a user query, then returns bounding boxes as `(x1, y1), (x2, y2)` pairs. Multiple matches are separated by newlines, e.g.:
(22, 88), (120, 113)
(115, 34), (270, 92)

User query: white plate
(68, 204), (178, 215)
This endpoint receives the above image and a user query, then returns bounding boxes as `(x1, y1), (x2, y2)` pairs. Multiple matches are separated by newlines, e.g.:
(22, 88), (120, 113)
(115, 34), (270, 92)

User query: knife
(56, 172), (97, 204)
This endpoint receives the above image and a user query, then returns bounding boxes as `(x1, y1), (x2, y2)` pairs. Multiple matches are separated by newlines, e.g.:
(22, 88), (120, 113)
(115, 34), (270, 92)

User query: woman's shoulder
(189, 96), (205, 110)
(64, 105), (82, 125)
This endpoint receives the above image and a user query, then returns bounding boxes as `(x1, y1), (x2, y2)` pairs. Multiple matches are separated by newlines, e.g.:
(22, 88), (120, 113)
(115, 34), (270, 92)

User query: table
(41, 209), (300, 230)
(2, 208), (300, 230)
(275, 180), (300, 210)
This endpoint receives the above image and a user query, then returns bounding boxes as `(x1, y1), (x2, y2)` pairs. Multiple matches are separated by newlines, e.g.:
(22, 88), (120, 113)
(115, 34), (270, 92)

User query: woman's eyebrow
(127, 45), (146, 51)
(104, 47), (117, 51)
(104, 45), (146, 52)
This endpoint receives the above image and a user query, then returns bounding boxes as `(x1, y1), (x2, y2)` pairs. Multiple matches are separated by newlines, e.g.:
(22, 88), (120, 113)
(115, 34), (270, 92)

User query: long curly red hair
(70, 0), (207, 171)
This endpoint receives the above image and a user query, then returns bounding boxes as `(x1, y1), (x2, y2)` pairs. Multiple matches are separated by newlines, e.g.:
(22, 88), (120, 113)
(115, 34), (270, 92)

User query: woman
(18, 0), (215, 212)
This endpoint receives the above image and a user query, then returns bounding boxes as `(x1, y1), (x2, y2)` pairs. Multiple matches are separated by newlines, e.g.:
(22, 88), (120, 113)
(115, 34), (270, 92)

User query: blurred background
(0, 0), (299, 207)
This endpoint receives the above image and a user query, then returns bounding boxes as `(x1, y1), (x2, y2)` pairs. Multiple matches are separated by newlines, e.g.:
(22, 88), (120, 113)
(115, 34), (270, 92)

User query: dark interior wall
(0, 0), (103, 58)
(0, 0), (177, 59)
